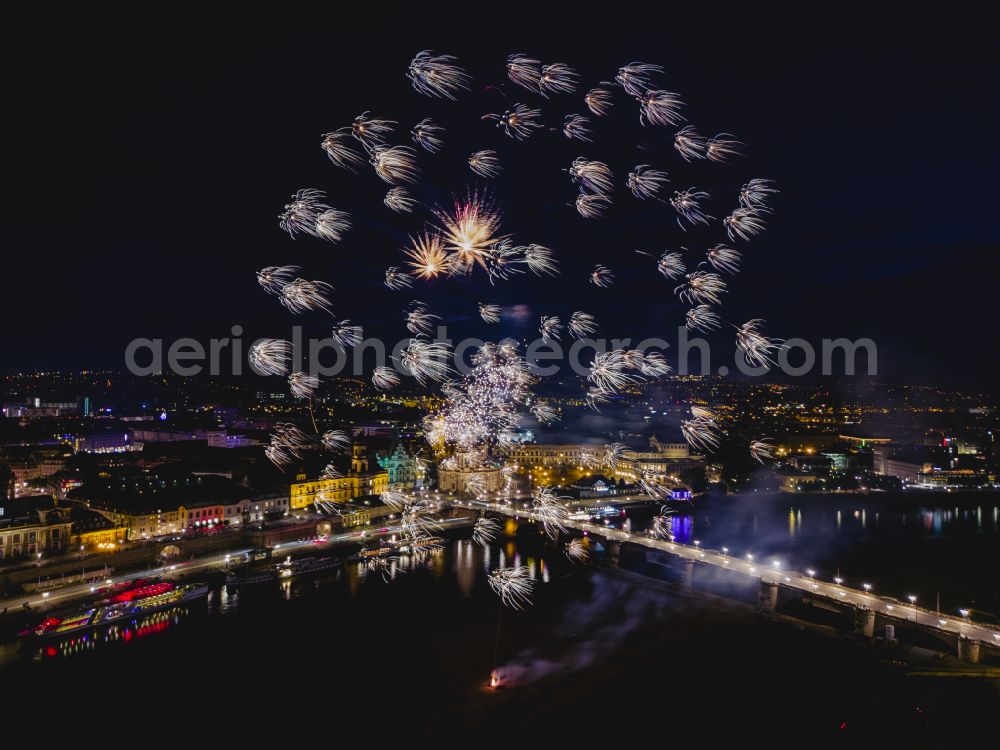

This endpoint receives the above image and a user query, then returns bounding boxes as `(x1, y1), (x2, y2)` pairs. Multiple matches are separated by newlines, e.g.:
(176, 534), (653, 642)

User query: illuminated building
(288, 443), (388, 510)
(0, 496), (74, 559)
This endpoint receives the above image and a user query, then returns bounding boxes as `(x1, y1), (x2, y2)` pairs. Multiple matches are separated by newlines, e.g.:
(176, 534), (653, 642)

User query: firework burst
(739, 179), (778, 209)
(539, 315), (562, 342)
(565, 538), (589, 562)
(406, 302), (440, 335)
(320, 129), (366, 172)
(322, 429), (351, 453)
(568, 158), (614, 195)
(588, 350), (643, 392)
(532, 485), (570, 539)
(638, 90), (685, 127)
(280, 278), (333, 314)
(400, 337), (452, 385)
(249, 339), (291, 376)
(489, 566), (535, 610)
(385, 266), (413, 291)
(670, 189), (714, 228)
(642, 250), (685, 280)
(589, 264), (614, 287)
(616, 62), (663, 97)
(315, 208), (352, 243)
(682, 417), (721, 452)
(482, 103), (543, 140)
(575, 193), (611, 219)
(539, 62), (578, 96)
(724, 207), (768, 241)
(256, 265), (299, 295)
(411, 117), (446, 153)
(568, 311), (598, 338)
(407, 50), (472, 100)
(473, 517), (501, 546)
(523, 244), (558, 276)
(673, 125), (707, 161)
(706, 244), (742, 274)
(675, 271), (726, 305)
(479, 303), (502, 323)
(351, 111), (396, 145)
(370, 145), (421, 184)
(371, 366), (400, 390)
(469, 149), (502, 178)
(563, 114), (592, 141)
(627, 164), (669, 200)
(288, 372), (320, 399)
(279, 188), (329, 239)
(384, 186), (417, 213)
(531, 401), (560, 424)
(585, 87), (613, 116)
(686, 305), (721, 332)
(735, 319), (782, 368)
(404, 233), (450, 280)
(434, 193), (506, 274)
(750, 438), (775, 464)
(506, 53), (541, 92)
(706, 133), (745, 163)
(331, 320), (363, 347)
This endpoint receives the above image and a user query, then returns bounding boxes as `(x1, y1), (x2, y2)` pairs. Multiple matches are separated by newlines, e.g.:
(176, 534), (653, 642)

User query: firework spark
(750, 438), (775, 464)
(331, 320), (363, 347)
(321, 429), (350, 453)
(320, 462), (343, 479)
(532, 485), (570, 539)
(400, 337), (452, 385)
(627, 164), (669, 200)
(588, 350), (643, 392)
(539, 62), (578, 96)
(724, 207), (768, 241)
(280, 278), (333, 314)
(531, 401), (560, 424)
(616, 62), (663, 97)
(434, 193), (505, 273)
(575, 193), (611, 219)
(523, 244), (558, 276)
(539, 315), (562, 342)
(279, 188), (329, 239)
(568, 158), (613, 195)
(488, 566), (534, 610)
(404, 233), (450, 280)
(706, 133), (745, 163)
(372, 366), (400, 390)
(682, 417), (721, 452)
(568, 311), (598, 338)
(315, 208), (352, 243)
(565, 538), (589, 563)
(674, 125), (707, 161)
(385, 266), (413, 291)
(249, 339), (291, 376)
(670, 189), (714, 228)
(469, 149), (502, 178)
(706, 244), (742, 274)
(256, 265), (299, 295)
(412, 117), (446, 153)
(288, 372), (320, 399)
(589, 264), (614, 287)
(585, 87), (613, 116)
(675, 271), (727, 305)
(406, 302), (440, 335)
(638, 90), (685, 127)
(321, 129), (366, 172)
(563, 114), (592, 141)
(473, 517), (501, 546)
(736, 319), (782, 368)
(407, 50), (472, 100)
(506, 53), (541, 92)
(479, 303), (502, 323)
(370, 145), (421, 184)
(642, 250), (685, 280)
(482, 104), (543, 140)
(739, 178), (778, 209)
(384, 186), (417, 213)
(637, 351), (671, 376)
(351, 112), (396, 145)
(686, 305), (721, 333)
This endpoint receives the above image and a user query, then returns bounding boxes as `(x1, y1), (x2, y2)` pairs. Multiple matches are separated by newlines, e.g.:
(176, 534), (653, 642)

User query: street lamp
(959, 608), (970, 620)
(834, 577), (843, 585)
(908, 595), (917, 623)
(862, 583), (872, 594)
(807, 569), (816, 578)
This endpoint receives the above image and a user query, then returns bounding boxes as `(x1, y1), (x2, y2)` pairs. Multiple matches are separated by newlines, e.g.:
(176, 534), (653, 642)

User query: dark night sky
(3, 6), (998, 385)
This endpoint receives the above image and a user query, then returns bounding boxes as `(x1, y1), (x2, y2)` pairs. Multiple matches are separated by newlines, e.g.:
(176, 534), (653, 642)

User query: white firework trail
(575, 193), (611, 219)
(385, 266), (413, 291)
(563, 114), (592, 141)
(411, 117), (446, 153)
(400, 337), (452, 385)
(506, 53), (541, 92)
(530, 401), (560, 424)
(406, 302), (439, 335)
(588, 349), (643, 392)
(532, 485), (570, 539)
(523, 244), (558, 276)
(482, 104), (543, 141)
(750, 438), (775, 464)
(650, 512), (675, 539)
(288, 372), (320, 399)
(370, 145), (421, 184)
(616, 62), (663, 97)
(565, 538), (589, 563)
(331, 320), (363, 347)
(380, 490), (410, 512)
(486, 239), (526, 285)
(724, 207), (768, 241)
(637, 351), (671, 377)
(404, 233), (450, 280)
(479, 303), (502, 323)
(351, 111), (396, 145)
(686, 305), (721, 333)
(407, 50), (472, 100)
(706, 133), (745, 163)
(568, 311), (598, 338)
(539, 62), (578, 96)
(472, 517), (501, 547)
(264, 443), (294, 468)
(670, 189), (714, 228)
(682, 417), (721, 452)
(601, 442), (629, 469)
(675, 271), (727, 305)
(705, 244), (742, 274)
(568, 158), (614, 195)
(736, 320), (783, 368)
(690, 405), (718, 424)
(248, 339), (291, 376)
(539, 315), (562, 342)
(279, 188), (329, 239)
(315, 208), (352, 243)
(585, 385), (614, 410)
(627, 164), (669, 200)
(320, 462), (343, 479)
(256, 265), (299, 295)
(739, 179), (778, 209)
(280, 278), (333, 314)
(469, 149), (502, 178)
(322, 429), (351, 453)
(488, 566), (534, 610)
(639, 250), (685, 280)
(371, 366), (400, 390)
(384, 186), (417, 213)
(638, 90), (685, 126)
(320, 129), (366, 172)
(589, 264), (614, 287)
(673, 125), (707, 161)
(585, 87), (613, 116)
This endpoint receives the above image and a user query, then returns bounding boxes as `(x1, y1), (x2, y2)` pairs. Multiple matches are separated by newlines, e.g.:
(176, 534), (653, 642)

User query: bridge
(455, 497), (1000, 664)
